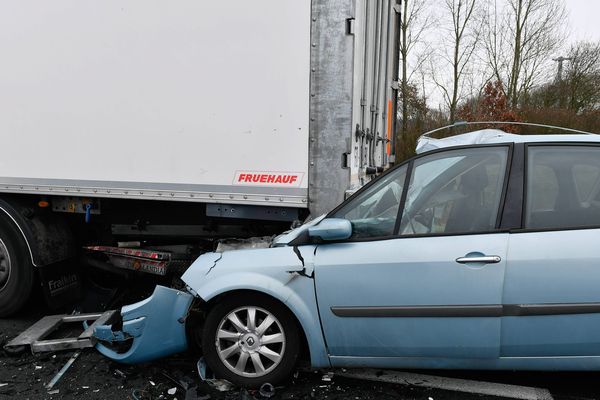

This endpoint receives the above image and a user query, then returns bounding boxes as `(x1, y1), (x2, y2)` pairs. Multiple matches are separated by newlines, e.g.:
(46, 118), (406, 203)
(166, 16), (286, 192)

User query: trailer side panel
(0, 1), (311, 207)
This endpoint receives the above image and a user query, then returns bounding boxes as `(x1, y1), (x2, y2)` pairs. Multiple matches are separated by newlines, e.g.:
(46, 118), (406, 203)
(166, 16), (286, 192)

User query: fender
(0, 196), (75, 267)
(187, 271), (331, 368)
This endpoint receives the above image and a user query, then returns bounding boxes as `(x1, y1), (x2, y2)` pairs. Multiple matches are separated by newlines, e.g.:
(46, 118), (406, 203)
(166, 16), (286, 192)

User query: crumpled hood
(181, 245), (311, 298)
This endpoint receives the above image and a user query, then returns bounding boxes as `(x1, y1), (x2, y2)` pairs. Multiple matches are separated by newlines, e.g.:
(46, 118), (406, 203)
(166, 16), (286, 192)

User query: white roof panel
(415, 129), (600, 154)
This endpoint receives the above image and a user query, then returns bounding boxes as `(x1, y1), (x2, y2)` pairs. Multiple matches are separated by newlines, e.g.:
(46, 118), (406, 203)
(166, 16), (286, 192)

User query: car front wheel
(201, 293), (300, 387)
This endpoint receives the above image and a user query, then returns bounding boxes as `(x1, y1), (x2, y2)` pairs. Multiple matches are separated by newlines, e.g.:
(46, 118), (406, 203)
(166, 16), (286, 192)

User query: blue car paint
(312, 234), (509, 359)
(502, 229), (600, 357)
(94, 285), (194, 364)
(181, 245), (331, 368)
(307, 218), (352, 241)
(329, 355), (600, 371)
(93, 228), (600, 371)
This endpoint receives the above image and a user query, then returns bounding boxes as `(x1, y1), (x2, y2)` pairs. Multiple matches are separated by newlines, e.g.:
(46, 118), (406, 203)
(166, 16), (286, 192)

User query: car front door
(313, 145), (511, 362)
(502, 144), (600, 357)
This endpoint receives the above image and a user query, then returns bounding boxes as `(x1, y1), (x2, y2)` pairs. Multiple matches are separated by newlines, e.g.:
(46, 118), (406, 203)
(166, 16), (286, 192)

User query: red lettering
(237, 172), (302, 185)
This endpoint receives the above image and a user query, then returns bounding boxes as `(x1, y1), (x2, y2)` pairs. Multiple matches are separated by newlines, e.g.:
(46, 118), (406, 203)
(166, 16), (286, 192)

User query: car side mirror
(308, 218), (352, 241)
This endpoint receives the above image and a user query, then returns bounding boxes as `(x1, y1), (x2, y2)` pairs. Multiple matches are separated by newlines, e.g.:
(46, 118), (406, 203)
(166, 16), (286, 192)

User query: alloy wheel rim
(0, 239), (11, 290)
(215, 306), (286, 378)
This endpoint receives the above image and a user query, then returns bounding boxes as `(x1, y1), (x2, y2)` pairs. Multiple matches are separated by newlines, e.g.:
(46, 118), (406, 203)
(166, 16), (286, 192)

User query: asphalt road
(1, 302), (599, 400)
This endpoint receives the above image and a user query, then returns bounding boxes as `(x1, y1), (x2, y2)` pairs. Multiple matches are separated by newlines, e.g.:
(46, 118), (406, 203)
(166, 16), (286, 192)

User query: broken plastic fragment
(46, 351), (80, 391)
(196, 357), (234, 392)
(322, 372), (334, 382)
(94, 285), (194, 364)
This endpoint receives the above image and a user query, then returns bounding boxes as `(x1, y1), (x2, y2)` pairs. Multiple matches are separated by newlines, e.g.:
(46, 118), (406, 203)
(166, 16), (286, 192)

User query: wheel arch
(0, 195), (75, 267)
(193, 278), (330, 368)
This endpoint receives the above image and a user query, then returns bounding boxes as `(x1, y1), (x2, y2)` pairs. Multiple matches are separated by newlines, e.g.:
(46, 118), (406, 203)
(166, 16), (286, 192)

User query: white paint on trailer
(0, 1), (310, 194)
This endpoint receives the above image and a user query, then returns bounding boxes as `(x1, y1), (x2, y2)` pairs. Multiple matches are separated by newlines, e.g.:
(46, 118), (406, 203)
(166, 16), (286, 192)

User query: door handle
(455, 255), (501, 264)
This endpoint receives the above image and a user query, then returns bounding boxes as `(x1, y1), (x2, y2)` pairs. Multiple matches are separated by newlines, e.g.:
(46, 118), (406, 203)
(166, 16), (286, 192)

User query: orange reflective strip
(386, 100), (392, 155)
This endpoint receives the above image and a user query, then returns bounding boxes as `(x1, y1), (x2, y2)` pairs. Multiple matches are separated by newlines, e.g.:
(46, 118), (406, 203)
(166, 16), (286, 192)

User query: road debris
(4, 312), (116, 353)
(168, 387), (177, 395)
(197, 357), (234, 392)
(45, 350), (81, 391)
(259, 382), (275, 398)
(113, 368), (127, 380)
(239, 389), (255, 400)
(322, 372), (334, 382)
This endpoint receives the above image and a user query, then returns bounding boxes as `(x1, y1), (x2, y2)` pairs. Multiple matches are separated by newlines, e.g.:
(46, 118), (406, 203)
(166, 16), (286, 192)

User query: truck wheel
(201, 293), (300, 387)
(0, 217), (34, 317)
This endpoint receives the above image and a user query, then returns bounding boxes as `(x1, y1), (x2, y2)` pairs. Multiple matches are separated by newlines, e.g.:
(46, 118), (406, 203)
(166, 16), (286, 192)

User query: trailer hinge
(346, 18), (355, 35)
(360, 98), (367, 106)
(391, 80), (401, 90)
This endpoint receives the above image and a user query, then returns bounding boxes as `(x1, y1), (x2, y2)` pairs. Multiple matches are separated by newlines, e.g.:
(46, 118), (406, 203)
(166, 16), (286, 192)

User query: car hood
(181, 245), (311, 296)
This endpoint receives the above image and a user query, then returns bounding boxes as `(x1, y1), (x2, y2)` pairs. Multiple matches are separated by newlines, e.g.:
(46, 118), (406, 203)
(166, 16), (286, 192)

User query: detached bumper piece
(93, 285), (194, 364)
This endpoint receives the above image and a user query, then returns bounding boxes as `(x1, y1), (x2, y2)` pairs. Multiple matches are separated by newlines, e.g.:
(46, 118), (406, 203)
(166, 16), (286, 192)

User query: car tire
(201, 293), (300, 387)
(0, 216), (34, 317)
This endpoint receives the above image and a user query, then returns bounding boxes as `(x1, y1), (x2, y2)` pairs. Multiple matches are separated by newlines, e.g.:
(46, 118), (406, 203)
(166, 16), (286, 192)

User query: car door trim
(331, 303), (600, 317)
(331, 305), (503, 317)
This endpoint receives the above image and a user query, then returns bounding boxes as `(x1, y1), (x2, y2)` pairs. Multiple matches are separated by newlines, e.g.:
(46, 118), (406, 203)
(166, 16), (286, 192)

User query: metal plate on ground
(4, 311), (117, 353)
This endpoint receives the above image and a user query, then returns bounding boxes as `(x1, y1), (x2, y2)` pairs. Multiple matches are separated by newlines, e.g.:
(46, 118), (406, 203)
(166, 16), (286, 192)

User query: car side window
(332, 165), (407, 239)
(399, 147), (508, 235)
(526, 146), (600, 229)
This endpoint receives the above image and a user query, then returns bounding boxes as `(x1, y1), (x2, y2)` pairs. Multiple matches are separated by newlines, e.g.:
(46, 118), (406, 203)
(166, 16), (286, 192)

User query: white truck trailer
(0, 0), (400, 315)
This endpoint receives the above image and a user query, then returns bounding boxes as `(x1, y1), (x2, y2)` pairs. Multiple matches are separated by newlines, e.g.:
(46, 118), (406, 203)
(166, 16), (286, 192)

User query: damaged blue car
(95, 130), (600, 387)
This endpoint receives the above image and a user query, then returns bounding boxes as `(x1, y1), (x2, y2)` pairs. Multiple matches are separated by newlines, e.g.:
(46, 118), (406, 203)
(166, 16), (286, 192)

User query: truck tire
(201, 293), (300, 387)
(0, 216), (34, 317)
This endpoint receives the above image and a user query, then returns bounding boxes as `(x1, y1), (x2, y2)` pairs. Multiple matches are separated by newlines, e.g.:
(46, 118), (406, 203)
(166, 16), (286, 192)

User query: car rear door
(313, 145), (512, 362)
(502, 143), (600, 357)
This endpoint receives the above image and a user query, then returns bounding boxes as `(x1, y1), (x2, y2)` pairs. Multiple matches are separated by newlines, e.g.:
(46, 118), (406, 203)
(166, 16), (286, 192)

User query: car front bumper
(93, 285), (194, 364)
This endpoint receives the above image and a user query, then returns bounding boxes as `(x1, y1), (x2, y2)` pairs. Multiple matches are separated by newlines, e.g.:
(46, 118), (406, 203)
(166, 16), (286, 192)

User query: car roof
(415, 129), (600, 154)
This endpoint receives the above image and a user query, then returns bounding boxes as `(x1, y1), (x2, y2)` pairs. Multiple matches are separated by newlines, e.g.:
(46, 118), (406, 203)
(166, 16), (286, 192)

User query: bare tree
(565, 41), (600, 113)
(397, 0), (431, 158)
(483, 0), (567, 108)
(431, 0), (481, 123)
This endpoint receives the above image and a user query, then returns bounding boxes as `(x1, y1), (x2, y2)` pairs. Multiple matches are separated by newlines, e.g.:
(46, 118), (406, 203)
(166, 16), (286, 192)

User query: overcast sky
(565, 0), (600, 44)
(420, 0), (600, 109)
